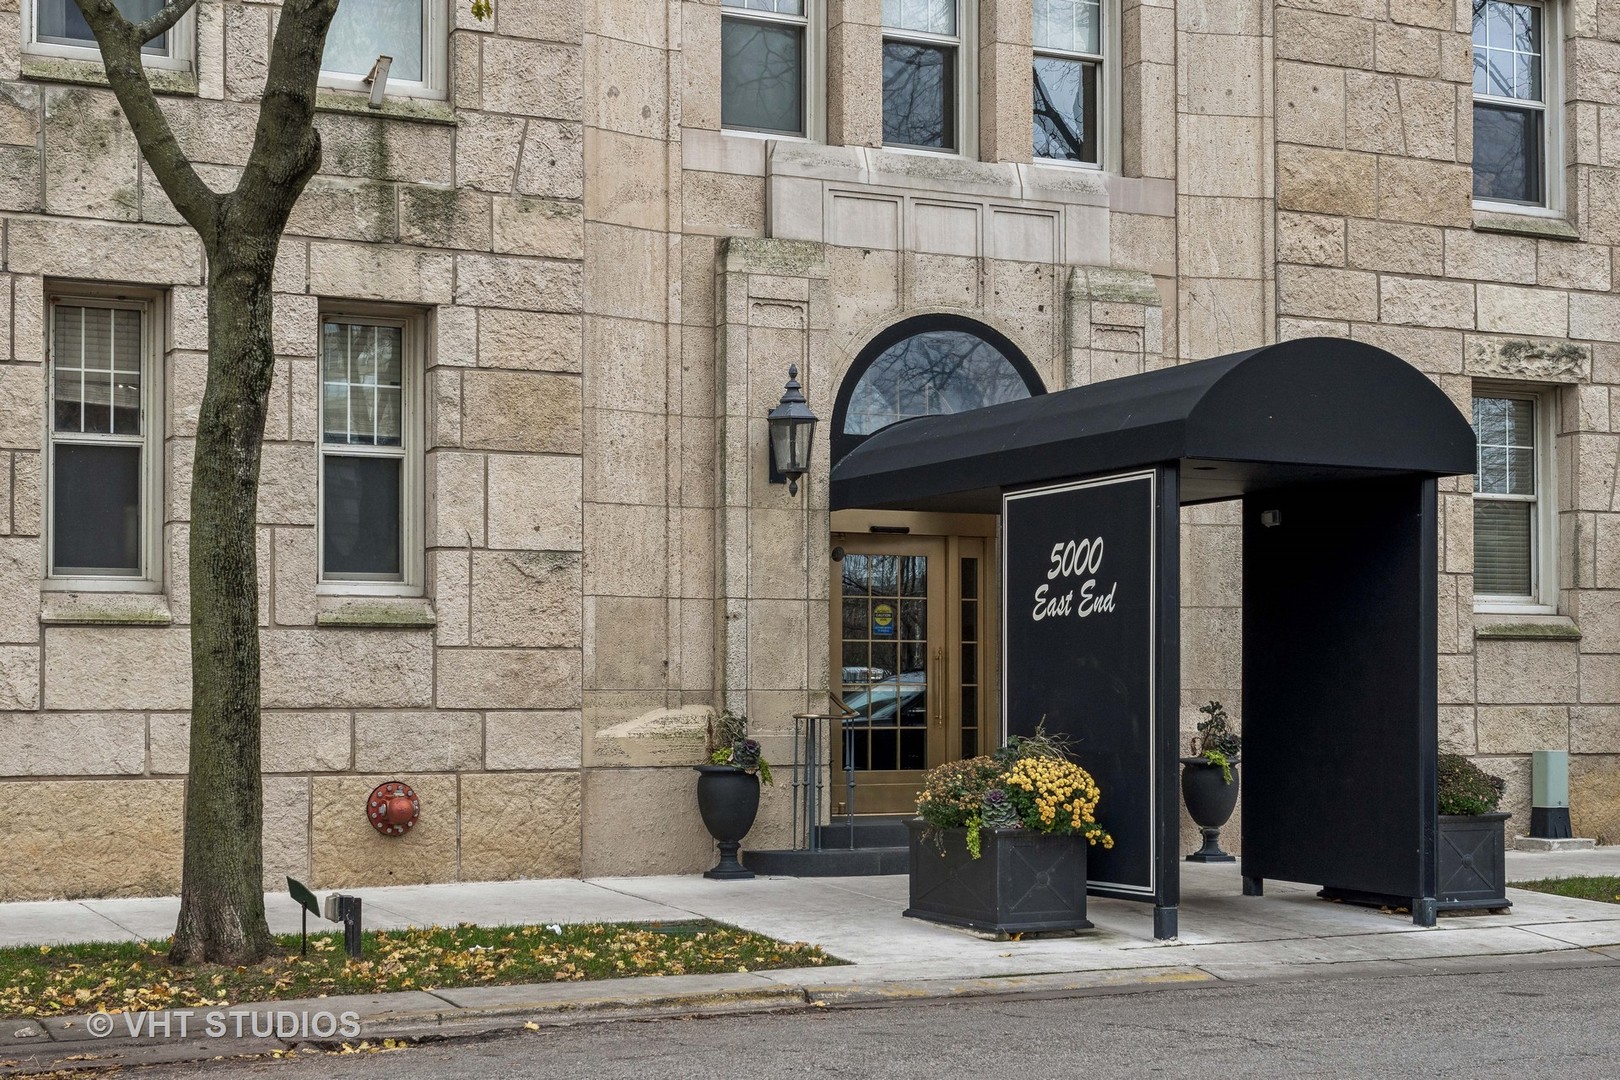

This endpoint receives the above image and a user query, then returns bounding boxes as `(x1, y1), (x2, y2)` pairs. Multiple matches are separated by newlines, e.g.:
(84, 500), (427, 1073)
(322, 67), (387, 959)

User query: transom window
(721, 0), (811, 137)
(881, 0), (963, 152)
(47, 295), (161, 582)
(833, 316), (1043, 465)
(1472, 0), (1557, 208)
(319, 314), (421, 589)
(1473, 391), (1555, 610)
(321, 0), (446, 98)
(1033, 0), (1103, 165)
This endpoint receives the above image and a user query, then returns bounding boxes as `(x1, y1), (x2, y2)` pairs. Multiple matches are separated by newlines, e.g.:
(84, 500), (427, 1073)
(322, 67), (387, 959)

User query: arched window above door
(833, 315), (1044, 466)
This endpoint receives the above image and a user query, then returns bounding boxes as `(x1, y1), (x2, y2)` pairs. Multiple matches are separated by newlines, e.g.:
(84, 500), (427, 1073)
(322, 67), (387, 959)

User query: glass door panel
(832, 535), (947, 814)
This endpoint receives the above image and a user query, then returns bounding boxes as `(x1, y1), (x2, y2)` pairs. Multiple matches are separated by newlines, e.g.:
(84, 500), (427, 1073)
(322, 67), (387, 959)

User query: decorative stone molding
(1064, 266), (1164, 389)
(1465, 337), (1591, 383)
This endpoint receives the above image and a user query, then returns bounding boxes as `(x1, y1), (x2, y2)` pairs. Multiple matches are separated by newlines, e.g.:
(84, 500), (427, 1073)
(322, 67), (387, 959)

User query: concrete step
(814, 815), (913, 850)
(742, 846), (910, 877)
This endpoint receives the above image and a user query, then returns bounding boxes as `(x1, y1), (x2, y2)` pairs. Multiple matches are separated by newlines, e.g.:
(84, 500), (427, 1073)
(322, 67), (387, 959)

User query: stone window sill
(1472, 209), (1580, 242)
(315, 595), (437, 628)
(314, 90), (457, 126)
(23, 54), (198, 97)
(41, 591), (174, 627)
(1474, 614), (1581, 641)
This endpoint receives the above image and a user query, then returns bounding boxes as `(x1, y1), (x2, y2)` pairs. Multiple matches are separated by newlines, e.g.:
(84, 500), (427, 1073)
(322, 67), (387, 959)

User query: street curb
(6, 949), (1620, 1075)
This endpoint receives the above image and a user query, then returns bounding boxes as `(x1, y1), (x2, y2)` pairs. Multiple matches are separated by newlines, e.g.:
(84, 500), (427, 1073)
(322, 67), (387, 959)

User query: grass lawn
(1509, 876), (1620, 904)
(0, 921), (841, 1020)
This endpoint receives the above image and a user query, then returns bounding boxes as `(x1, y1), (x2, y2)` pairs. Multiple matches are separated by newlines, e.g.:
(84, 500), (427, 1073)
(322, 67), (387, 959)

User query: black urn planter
(1437, 812), (1512, 912)
(695, 765), (760, 880)
(1180, 757), (1239, 862)
(904, 819), (1091, 934)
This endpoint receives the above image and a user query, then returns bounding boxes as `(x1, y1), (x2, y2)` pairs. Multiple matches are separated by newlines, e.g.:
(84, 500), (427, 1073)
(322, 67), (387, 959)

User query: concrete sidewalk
(3, 848), (1620, 1074)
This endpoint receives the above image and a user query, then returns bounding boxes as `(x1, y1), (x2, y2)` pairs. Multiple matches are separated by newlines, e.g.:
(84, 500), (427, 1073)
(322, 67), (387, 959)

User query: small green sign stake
(287, 877), (321, 956)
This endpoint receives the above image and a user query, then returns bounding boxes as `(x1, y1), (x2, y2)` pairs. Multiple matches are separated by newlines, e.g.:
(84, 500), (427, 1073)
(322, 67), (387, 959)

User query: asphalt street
(122, 961), (1620, 1079)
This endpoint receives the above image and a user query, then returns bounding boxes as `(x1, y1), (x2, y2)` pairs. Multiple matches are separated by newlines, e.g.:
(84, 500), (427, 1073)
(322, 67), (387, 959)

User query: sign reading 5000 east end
(1003, 470), (1157, 897)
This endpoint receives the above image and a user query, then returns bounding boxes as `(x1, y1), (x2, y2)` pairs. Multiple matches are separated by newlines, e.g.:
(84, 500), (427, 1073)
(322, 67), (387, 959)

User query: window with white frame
(721, 0), (813, 137)
(321, 0), (446, 98)
(881, 0), (965, 152)
(1472, 0), (1559, 209)
(47, 294), (161, 583)
(26, 0), (190, 68)
(319, 313), (422, 590)
(1033, 0), (1102, 165)
(1473, 390), (1557, 610)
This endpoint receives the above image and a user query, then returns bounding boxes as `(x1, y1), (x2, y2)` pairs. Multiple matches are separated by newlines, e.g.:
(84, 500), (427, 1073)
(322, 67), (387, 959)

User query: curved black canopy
(830, 337), (1477, 512)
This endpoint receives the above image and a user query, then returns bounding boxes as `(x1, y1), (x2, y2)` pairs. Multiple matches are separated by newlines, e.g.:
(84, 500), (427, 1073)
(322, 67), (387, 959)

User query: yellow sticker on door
(873, 602), (895, 637)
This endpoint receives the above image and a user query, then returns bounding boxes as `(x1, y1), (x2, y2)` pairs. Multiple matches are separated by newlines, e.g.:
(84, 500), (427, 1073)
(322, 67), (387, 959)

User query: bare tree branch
(233, 0), (340, 237)
(132, 0), (200, 46)
(70, 0), (219, 243)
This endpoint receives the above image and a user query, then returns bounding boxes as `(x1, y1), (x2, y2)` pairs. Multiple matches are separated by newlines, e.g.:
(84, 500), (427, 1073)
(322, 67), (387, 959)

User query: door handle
(932, 645), (944, 727)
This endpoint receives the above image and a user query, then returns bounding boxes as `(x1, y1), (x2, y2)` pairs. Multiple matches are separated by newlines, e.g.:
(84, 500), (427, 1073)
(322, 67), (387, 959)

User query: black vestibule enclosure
(830, 337), (1477, 937)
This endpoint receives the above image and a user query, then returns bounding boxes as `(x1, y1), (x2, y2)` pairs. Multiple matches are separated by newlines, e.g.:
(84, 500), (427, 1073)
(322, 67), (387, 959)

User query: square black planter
(1437, 812), (1512, 912)
(1320, 811), (1512, 915)
(904, 818), (1092, 934)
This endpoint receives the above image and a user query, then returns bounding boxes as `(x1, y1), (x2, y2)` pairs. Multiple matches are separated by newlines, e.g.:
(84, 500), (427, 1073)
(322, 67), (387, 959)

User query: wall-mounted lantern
(767, 365), (818, 496)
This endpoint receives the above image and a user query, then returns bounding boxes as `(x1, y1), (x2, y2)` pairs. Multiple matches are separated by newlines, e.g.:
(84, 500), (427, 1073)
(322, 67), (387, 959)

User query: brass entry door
(831, 531), (990, 815)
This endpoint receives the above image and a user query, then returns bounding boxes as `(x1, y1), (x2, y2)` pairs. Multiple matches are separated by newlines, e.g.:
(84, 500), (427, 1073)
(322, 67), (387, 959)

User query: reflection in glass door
(840, 549), (931, 773)
(832, 535), (949, 815)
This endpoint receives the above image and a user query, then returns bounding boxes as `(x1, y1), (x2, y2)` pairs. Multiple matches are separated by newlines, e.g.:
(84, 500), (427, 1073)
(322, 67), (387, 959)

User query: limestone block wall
(0, 0), (590, 899)
(1270, 0), (1620, 837)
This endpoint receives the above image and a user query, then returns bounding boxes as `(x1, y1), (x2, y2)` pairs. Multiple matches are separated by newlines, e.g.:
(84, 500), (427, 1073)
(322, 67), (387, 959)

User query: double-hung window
(26, 0), (190, 69)
(1033, 0), (1102, 166)
(1472, 0), (1559, 209)
(881, 0), (964, 152)
(1473, 390), (1556, 611)
(319, 313), (421, 592)
(721, 0), (812, 138)
(47, 294), (160, 584)
(321, 0), (446, 99)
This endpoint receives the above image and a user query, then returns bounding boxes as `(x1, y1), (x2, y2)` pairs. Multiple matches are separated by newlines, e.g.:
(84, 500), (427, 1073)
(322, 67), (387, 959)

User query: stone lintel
(1466, 337), (1591, 383)
(720, 236), (827, 278)
(1068, 265), (1162, 308)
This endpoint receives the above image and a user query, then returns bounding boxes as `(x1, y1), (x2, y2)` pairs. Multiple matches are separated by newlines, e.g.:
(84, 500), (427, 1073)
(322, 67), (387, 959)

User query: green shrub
(1437, 752), (1505, 816)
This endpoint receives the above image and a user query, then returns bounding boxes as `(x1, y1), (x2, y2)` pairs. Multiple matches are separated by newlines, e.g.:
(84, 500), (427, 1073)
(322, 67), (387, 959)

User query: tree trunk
(170, 242), (281, 966)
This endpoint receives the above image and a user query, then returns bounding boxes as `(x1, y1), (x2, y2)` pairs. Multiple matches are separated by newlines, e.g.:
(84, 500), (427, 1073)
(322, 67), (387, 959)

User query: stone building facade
(0, 0), (1617, 900)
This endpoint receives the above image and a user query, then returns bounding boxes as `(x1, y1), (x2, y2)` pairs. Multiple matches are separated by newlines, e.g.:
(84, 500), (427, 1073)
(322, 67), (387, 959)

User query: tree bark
(68, 0), (341, 965)
(169, 248), (280, 967)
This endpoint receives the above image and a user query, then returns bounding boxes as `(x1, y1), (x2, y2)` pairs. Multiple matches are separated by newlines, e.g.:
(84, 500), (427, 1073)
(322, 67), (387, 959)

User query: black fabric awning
(829, 337), (1477, 513)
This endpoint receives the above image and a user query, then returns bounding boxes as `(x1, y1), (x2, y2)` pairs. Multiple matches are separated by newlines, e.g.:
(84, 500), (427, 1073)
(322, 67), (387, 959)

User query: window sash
(1033, 0), (1101, 56)
(1471, 0), (1555, 211)
(318, 0), (445, 96)
(318, 313), (417, 589)
(46, 296), (158, 583)
(26, 0), (192, 68)
(882, 37), (958, 150)
(1472, 391), (1552, 607)
(721, 7), (810, 136)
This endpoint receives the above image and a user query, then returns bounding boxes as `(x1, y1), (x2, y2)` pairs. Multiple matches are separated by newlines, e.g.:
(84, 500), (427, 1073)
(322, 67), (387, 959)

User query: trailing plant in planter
(694, 710), (773, 880)
(907, 730), (1113, 934)
(915, 732), (1114, 857)
(1438, 752), (1505, 816)
(1191, 699), (1241, 780)
(1181, 700), (1241, 862)
(1435, 752), (1512, 913)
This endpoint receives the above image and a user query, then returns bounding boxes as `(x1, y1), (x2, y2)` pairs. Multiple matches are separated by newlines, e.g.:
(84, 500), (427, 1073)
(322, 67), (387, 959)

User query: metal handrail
(790, 694), (857, 852)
